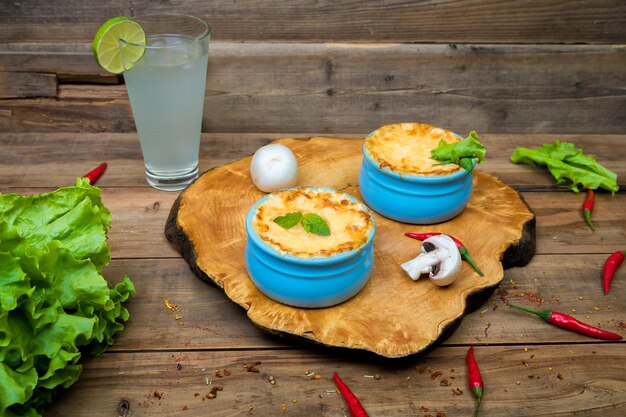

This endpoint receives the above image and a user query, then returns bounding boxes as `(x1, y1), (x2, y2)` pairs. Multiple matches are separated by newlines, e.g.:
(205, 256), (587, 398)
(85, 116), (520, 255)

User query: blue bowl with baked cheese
(245, 186), (376, 308)
(359, 122), (474, 224)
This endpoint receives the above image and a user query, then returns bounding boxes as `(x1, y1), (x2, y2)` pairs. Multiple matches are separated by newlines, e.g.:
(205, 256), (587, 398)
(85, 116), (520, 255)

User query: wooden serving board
(165, 137), (535, 358)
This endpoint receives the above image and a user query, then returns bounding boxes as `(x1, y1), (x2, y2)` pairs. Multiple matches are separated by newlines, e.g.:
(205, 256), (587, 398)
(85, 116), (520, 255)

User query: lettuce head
(0, 178), (134, 417)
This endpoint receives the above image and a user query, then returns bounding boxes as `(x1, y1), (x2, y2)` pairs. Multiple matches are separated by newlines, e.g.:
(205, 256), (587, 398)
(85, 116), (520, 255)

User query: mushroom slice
(400, 234), (462, 286)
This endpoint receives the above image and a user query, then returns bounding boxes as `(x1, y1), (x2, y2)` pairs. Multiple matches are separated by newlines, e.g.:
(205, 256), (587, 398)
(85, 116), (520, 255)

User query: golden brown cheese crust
(364, 122), (463, 176)
(252, 188), (374, 258)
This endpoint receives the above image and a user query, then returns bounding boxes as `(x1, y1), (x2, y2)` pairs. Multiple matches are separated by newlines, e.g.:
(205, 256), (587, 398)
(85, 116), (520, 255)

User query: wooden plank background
(1, 0), (625, 44)
(44, 345), (626, 417)
(2, 131), (625, 416)
(1, 133), (624, 351)
(0, 0), (626, 417)
(1, 1), (625, 134)
(1, 3), (625, 415)
(1, 132), (624, 188)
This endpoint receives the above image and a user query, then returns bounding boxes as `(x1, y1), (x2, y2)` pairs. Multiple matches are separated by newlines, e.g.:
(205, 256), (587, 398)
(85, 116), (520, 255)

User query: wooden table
(0, 132), (624, 416)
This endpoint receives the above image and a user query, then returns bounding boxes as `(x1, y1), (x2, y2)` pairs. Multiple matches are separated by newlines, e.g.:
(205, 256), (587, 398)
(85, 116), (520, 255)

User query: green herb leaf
(301, 213), (330, 236)
(431, 131), (486, 173)
(459, 157), (475, 174)
(510, 140), (618, 193)
(273, 212), (302, 229)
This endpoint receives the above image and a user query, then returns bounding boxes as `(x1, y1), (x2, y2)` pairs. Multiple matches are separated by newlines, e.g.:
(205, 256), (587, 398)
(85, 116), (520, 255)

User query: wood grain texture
(0, 133), (624, 189)
(0, 188), (622, 261)
(92, 189), (626, 259)
(44, 345), (626, 417)
(0, 134), (623, 261)
(0, 71), (57, 98)
(165, 137), (535, 357)
(1, 130), (624, 416)
(528, 191), (626, 256)
(0, 133), (273, 188)
(0, 86), (133, 132)
(1, 43), (625, 133)
(102, 254), (625, 352)
(1, 0), (625, 403)
(1, 0), (625, 43)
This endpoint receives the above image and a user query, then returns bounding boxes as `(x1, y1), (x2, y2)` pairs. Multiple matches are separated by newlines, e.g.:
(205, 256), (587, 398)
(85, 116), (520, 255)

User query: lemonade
(93, 14), (210, 191)
(124, 34), (209, 189)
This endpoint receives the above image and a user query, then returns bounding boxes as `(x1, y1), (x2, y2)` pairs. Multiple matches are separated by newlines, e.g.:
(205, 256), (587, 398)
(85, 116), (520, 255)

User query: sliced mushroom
(400, 234), (462, 286)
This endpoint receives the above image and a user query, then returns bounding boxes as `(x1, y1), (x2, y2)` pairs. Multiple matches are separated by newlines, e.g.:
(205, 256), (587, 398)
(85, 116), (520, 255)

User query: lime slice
(92, 16), (146, 74)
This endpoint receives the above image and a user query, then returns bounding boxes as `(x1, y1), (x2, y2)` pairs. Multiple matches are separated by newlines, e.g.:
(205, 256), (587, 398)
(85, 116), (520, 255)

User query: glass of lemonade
(121, 14), (210, 191)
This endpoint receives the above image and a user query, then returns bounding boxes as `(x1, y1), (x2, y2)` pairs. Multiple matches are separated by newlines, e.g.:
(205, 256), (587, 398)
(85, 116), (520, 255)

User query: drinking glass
(122, 14), (210, 191)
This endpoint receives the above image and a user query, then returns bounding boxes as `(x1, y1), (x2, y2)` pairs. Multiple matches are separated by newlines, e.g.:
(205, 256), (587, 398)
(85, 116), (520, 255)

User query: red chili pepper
(405, 232), (484, 276)
(466, 346), (484, 417)
(82, 162), (107, 185)
(333, 372), (369, 417)
(506, 302), (622, 340)
(582, 189), (595, 231)
(603, 250), (625, 294)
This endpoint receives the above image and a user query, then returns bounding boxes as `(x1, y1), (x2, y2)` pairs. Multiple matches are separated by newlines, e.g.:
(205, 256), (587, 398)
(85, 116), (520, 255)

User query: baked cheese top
(364, 122), (464, 176)
(252, 187), (374, 258)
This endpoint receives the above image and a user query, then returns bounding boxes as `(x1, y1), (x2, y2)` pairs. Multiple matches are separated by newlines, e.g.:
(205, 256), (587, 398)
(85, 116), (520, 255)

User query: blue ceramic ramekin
(359, 135), (474, 224)
(245, 187), (376, 308)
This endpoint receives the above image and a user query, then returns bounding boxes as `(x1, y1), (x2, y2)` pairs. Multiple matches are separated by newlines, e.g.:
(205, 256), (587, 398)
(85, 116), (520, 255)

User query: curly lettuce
(431, 131), (486, 174)
(510, 140), (618, 193)
(0, 178), (135, 417)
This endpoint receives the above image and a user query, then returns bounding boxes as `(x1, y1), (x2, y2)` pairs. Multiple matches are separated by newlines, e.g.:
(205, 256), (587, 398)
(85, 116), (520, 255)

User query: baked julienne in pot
(359, 122), (485, 224)
(245, 187), (376, 308)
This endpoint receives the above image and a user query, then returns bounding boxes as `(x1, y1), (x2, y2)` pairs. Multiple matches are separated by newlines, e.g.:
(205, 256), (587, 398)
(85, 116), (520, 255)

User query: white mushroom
(250, 144), (298, 193)
(401, 234), (462, 286)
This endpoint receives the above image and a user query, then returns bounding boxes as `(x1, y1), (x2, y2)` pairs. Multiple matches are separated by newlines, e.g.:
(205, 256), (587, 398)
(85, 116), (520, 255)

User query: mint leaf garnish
(273, 212), (302, 229)
(272, 211), (331, 236)
(301, 213), (330, 236)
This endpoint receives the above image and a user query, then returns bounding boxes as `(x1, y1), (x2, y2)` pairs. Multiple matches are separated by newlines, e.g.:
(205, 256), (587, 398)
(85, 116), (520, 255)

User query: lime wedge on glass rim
(92, 16), (146, 74)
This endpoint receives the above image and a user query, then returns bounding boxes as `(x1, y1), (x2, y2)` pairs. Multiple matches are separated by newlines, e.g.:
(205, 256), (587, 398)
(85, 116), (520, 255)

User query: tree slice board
(166, 137), (535, 358)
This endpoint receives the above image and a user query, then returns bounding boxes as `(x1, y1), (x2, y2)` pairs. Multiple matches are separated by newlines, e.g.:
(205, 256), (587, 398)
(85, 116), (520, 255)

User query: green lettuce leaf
(0, 179), (134, 417)
(510, 140), (618, 193)
(0, 178), (112, 271)
(431, 131), (486, 174)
